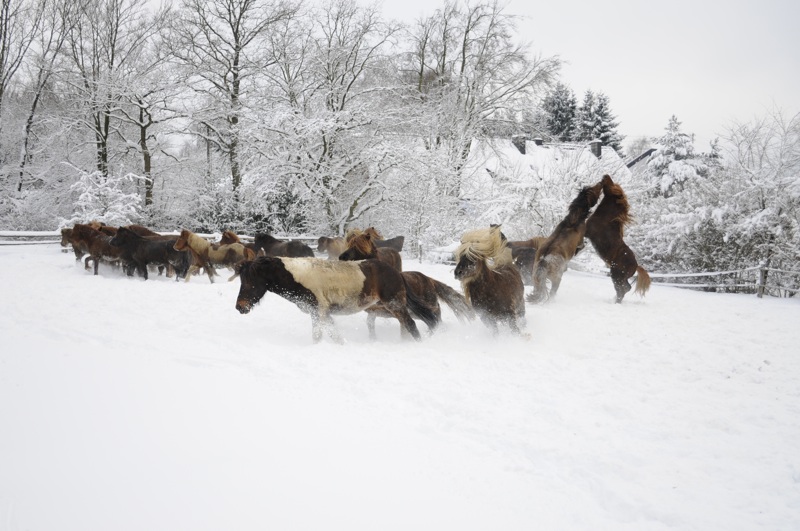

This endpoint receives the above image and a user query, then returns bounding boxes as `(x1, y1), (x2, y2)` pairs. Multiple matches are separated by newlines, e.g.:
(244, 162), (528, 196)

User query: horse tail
(245, 247), (256, 261)
(635, 266), (651, 297)
(402, 276), (439, 330)
(526, 259), (549, 304)
(432, 279), (475, 322)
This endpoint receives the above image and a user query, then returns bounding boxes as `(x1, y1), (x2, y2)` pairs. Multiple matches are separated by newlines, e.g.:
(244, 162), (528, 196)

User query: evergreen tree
(575, 90), (624, 153)
(541, 83), (577, 142)
(646, 115), (707, 196)
(593, 93), (624, 153)
(575, 90), (597, 142)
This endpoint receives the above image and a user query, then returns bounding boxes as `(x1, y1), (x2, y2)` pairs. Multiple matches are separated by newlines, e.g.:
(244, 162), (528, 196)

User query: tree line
(1, 0), (797, 288)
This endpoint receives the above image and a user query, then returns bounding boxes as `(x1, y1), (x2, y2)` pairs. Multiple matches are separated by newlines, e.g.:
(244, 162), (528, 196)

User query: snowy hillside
(1, 244), (799, 531)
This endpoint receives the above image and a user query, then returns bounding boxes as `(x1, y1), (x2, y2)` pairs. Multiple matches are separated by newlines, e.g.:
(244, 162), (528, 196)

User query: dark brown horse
(338, 237), (474, 336)
(527, 182), (604, 303)
(585, 174), (652, 303)
(252, 232), (315, 258)
(508, 236), (548, 285)
(234, 257), (434, 343)
(109, 226), (192, 280)
(454, 226), (527, 337)
(339, 230), (403, 271)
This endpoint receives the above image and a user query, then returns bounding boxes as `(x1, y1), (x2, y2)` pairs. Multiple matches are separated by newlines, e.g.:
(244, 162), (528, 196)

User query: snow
(1, 243), (799, 530)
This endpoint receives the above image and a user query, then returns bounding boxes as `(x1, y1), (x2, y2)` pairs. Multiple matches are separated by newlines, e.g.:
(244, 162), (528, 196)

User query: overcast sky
(378, 0), (800, 152)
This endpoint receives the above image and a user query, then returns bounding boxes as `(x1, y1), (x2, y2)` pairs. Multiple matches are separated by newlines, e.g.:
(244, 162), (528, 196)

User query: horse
(339, 229), (402, 271)
(253, 232), (315, 258)
(507, 236), (547, 285)
(338, 234), (473, 336)
(527, 182), (604, 304)
(174, 229), (255, 283)
(585, 174), (652, 303)
(317, 236), (346, 259)
(109, 227), (191, 280)
(61, 227), (86, 261)
(69, 223), (125, 275)
(218, 230), (260, 256)
(453, 226), (527, 337)
(234, 257), (434, 343)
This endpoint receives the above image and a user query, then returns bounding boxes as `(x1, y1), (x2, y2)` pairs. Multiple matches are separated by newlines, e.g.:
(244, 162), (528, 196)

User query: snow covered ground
(1, 243), (799, 531)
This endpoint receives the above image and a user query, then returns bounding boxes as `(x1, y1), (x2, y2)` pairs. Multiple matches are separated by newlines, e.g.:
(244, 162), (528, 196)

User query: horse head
(60, 228), (73, 246)
(219, 230), (240, 245)
(340, 231), (378, 261)
(173, 229), (193, 251)
(234, 259), (269, 314)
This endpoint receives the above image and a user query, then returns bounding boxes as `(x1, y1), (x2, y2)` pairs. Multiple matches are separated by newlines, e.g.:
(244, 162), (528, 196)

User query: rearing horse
(585, 174), (651, 303)
(527, 182), (604, 303)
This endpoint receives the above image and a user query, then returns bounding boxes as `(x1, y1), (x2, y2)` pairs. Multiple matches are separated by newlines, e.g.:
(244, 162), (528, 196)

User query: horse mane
(346, 231), (377, 255)
(455, 226), (510, 265)
(601, 174), (632, 227)
(364, 227), (383, 240)
(566, 183), (603, 226)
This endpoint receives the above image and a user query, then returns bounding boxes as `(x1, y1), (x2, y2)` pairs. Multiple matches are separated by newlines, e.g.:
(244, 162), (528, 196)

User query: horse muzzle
(235, 300), (251, 314)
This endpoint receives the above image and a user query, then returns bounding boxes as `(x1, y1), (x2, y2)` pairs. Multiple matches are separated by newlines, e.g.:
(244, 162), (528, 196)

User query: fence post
(757, 263), (767, 298)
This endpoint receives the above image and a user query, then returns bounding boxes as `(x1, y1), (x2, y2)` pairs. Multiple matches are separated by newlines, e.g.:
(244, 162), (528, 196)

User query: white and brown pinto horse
(234, 257), (433, 343)
(174, 229), (255, 283)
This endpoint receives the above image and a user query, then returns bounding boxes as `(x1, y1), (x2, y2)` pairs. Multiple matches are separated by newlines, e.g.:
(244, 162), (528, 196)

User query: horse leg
(611, 267), (632, 303)
(480, 314), (500, 336)
(548, 273), (563, 300)
(315, 307), (343, 344)
(366, 311), (377, 341)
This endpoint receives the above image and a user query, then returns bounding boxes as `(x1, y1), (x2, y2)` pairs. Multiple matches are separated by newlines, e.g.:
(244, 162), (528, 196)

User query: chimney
(589, 139), (602, 158)
(511, 135), (526, 155)
(533, 138), (543, 146)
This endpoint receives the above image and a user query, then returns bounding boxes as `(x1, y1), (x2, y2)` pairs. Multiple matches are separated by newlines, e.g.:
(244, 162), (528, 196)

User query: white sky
(377, 0), (800, 151)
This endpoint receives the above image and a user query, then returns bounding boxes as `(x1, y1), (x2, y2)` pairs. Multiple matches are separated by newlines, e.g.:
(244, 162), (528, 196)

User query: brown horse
(338, 236), (473, 336)
(527, 182), (604, 303)
(339, 229), (402, 271)
(61, 227), (86, 261)
(70, 223), (125, 275)
(585, 174), (652, 303)
(174, 229), (255, 283)
(234, 257), (434, 343)
(317, 236), (347, 260)
(219, 230), (260, 256)
(454, 226), (527, 337)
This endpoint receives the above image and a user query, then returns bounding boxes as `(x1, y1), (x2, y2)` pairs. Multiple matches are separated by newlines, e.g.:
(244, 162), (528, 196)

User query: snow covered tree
(65, 169), (144, 226)
(575, 90), (623, 152)
(402, 0), (559, 196)
(646, 115), (706, 197)
(541, 82), (577, 142)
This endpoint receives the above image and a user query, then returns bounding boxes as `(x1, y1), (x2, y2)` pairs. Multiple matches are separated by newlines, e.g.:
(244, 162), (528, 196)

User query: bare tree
(16, 0), (82, 193)
(171, 0), (299, 193)
(403, 0), (560, 195)
(0, 0), (44, 160)
(65, 0), (164, 178)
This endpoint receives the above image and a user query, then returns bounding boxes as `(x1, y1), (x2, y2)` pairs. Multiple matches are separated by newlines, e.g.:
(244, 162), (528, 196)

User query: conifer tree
(646, 115), (706, 196)
(541, 82), (577, 141)
(575, 90), (624, 153)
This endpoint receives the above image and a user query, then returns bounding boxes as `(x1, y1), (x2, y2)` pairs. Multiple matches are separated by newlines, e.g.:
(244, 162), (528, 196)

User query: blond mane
(455, 226), (512, 266)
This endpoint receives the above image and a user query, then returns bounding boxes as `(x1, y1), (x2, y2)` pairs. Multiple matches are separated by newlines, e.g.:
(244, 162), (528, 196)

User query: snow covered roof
(460, 138), (632, 200)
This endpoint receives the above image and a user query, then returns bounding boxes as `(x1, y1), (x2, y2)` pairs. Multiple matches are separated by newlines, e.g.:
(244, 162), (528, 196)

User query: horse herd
(60, 174), (650, 343)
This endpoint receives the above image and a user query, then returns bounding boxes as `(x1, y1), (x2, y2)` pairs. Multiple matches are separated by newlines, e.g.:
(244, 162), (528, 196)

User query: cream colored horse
(174, 229), (255, 283)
